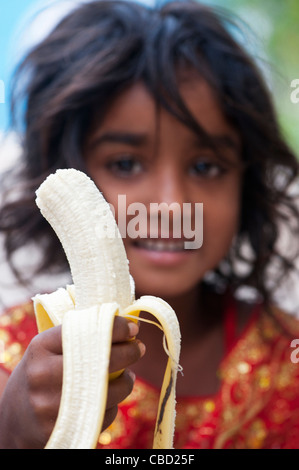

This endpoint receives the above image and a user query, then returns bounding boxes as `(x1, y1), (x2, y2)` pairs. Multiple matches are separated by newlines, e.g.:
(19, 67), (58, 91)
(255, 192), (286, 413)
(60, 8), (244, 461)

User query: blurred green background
(203, 0), (299, 157)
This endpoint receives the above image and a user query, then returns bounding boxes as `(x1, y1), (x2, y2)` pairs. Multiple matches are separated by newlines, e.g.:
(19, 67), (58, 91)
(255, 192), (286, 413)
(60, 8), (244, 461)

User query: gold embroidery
(203, 400), (215, 413)
(98, 431), (112, 445)
(271, 398), (290, 424)
(98, 413), (126, 446)
(0, 329), (11, 343)
(213, 308), (299, 449)
(236, 361), (251, 374)
(256, 365), (271, 389)
(246, 419), (267, 449)
(0, 301), (36, 373)
(0, 315), (11, 327)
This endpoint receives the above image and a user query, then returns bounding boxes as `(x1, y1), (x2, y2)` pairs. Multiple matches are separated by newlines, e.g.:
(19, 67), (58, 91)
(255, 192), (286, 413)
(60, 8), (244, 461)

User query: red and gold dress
(0, 300), (299, 449)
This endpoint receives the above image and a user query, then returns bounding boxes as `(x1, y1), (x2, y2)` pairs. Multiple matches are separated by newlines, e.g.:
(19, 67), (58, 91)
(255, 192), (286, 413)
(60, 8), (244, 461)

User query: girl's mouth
(129, 237), (196, 267)
(133, 238), (186, 252)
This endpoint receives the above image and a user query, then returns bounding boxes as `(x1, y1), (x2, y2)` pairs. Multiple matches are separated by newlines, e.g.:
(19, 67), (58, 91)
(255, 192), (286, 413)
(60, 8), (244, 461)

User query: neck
(132, 284), (226, 394)
(161, 285), (202, 338)
(135, 284), (224, 340)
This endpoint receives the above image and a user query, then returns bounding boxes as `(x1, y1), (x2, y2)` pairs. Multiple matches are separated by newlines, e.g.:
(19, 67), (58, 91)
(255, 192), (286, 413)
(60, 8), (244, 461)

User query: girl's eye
(106, 156), (143, 176)
(190, 160), (224, 178)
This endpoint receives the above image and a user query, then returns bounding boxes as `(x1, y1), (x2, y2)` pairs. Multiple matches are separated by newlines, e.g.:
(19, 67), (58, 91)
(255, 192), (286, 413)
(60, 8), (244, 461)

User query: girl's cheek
(202, 192), (240, 250)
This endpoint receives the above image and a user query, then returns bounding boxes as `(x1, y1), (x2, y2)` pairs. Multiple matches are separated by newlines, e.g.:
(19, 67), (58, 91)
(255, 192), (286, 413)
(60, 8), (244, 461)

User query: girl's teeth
(137, 239), (185, 251)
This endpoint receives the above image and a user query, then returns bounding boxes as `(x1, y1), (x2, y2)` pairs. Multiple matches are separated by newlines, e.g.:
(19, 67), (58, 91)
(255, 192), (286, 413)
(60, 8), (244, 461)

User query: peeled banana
(32, 169), (181, 449)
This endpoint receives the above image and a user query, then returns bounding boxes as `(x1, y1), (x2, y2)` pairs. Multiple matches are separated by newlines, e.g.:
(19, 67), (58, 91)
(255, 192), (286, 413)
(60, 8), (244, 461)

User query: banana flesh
(32, 169), (181, 449)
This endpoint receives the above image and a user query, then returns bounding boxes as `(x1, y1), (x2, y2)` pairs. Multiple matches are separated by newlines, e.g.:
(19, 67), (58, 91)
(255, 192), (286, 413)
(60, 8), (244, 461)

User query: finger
(111, 316), (139, 343)
(109, 339), (145, 373)
(101, 405), (118, 432)
(32, 317), (138, 355)
(31, 325), (63, 355)
(106, 369), (135, 409)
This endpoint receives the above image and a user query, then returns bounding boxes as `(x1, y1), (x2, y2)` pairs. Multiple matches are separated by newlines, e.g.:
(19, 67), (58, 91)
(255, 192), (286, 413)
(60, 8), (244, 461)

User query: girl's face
(84, 78), (242, 299)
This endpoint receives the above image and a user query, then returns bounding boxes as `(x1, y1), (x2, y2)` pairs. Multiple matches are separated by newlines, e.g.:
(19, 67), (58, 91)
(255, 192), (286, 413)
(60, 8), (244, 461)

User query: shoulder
(0, 300), (38, 373)
(262, 304), (299, 339)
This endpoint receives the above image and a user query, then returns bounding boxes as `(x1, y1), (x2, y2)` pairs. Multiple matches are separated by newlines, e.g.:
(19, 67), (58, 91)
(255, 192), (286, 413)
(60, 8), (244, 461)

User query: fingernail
(128, 321), (139, 337)
(128, 370), (136, 382)
(137, 340), (146, 357)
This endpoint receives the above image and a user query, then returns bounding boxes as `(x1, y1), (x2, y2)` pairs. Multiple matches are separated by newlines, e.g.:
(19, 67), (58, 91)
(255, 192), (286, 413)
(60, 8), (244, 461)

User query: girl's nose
(154, 166), (188, 207)
(148, 167), (189, 237)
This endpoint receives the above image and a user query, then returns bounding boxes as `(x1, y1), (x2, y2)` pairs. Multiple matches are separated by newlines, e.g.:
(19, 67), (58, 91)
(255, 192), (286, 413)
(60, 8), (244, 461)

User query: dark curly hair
(0, 0), (298, 306)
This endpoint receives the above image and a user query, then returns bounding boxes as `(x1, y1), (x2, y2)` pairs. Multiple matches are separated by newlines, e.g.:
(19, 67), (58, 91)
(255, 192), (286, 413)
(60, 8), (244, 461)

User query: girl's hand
(0, 316), (144, 449)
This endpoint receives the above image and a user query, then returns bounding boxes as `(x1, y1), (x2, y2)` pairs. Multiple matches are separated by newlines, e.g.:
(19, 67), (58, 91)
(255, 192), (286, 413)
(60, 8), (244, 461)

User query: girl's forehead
(90, 79), (240, 149)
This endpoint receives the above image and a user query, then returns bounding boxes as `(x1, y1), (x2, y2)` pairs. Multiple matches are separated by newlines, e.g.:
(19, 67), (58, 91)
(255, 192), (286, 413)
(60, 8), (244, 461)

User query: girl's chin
(133, 272), (201, 300)
(125, 241), (205, 299)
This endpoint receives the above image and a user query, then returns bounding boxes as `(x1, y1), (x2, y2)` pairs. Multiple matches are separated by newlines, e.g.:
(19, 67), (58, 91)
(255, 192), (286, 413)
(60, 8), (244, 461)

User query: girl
(0, 0), (299, 449)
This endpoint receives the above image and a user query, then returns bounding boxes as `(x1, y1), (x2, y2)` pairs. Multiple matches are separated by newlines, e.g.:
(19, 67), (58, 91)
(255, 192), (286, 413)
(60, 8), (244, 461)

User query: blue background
(0, 1), (37, 131)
